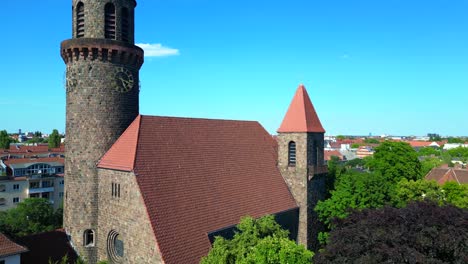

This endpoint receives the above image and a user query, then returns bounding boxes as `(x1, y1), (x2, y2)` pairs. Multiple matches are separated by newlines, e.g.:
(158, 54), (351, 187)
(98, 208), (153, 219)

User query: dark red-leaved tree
(316, 202), (468, 264)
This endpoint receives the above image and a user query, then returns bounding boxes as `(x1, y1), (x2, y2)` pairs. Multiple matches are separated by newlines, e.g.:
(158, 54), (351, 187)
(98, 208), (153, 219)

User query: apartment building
(0, 157), (64, 211)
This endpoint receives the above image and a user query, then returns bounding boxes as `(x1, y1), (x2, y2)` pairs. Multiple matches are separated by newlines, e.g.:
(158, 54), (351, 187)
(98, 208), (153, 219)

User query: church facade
(61, 1), (327, 263)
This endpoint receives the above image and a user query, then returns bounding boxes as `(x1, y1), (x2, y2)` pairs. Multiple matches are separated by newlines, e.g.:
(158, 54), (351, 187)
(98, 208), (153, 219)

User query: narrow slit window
(121, 8), (129, 42)
(288, 141), (296, 166)
(105, 3), (116, 39)
(76, 2), (85, 38)
(111, 182), (114, 197)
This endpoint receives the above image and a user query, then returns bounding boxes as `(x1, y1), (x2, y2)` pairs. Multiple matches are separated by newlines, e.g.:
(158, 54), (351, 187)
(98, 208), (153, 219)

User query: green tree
(417, 146), (440, 157)
(316, 202), (468, 264)
(367, 141), (422, 182)
(336, 135), (345, 140)
(392, 179), (443, 207)
(350, 143), (360, 148)
(0, 198), (61, 237)
(0, 130), (12, 149)
(314, 171), (394, 227)
(447, 146), (468, 160)
(48, 129), (61, 148)
(420, 157), (443, 177)
(201, 215), (313, 264)
(447, 137), (464, 144)
(364, 138), (379, 144)
(442, 182), (468, 208)
(392, 179), (468, 209)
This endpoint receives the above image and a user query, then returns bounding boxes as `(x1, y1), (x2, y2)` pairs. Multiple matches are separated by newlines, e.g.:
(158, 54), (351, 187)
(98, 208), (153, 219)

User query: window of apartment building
(84, 229), (95, 247)
(59, 192), (64, 198)
(13, 197), (20, 203)
(59, 180), (64, 185)
(0, 198), (6, 206)
(30, 181), (40, 189)
(288, 141), (297, 166)
(1, 259), (5, 264)
(0, 185), (5, 192)
(13, 184), (20, 190)
(111, 182), (121, 198)
(42, 181), (54, 188)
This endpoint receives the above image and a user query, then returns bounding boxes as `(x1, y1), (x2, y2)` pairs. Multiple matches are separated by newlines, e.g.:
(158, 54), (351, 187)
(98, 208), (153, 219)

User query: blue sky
(1, 0), (467, 136)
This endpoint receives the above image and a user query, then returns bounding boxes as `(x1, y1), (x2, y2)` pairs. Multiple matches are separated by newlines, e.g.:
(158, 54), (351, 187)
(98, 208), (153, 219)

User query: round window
(107, 230), (124, 262)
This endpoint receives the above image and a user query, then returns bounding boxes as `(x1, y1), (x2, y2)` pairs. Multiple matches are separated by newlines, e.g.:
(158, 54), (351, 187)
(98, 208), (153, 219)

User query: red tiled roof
(3, 157), (64, 166)
(406, 141), (433, 147)
(16, 229), (78, 264)
(425, 168), (468, 185)
(277, 84), (325, 133)
(98, 115), (141, 171)
(324, 150), (343, 161)
(1, 144), (65, 154)
(100, 115), (298, 264)
(0, 232), (28, 258)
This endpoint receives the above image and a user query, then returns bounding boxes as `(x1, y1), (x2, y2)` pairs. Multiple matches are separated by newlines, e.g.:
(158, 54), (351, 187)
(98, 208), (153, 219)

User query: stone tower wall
(277, 132), (327, 250)
(62, 1), (143, 263)
(72, 0), (136, 42)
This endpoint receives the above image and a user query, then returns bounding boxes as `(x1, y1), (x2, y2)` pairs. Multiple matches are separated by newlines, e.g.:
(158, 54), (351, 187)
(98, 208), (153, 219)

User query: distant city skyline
(1, 0), (467, 136)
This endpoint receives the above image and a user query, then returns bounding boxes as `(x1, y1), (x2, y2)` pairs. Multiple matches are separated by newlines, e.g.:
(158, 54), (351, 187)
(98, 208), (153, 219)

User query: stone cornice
(61, 38), (144, 69)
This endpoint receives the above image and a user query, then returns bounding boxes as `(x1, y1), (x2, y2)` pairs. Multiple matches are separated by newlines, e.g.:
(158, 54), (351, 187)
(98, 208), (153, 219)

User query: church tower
(277, 84), (327, 250)
(60, 0), (143, 262)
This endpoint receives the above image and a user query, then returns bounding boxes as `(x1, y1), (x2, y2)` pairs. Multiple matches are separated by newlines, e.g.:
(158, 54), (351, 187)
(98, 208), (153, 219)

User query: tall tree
(48, 129), (61, 148)
(367, 141), (422, 182)
(316, 202), (468, 264)
(0, 198), (62, 238)
(315, 171), (394, 227)
(0, 130), (11, 149)
(201, 215), (313, 264)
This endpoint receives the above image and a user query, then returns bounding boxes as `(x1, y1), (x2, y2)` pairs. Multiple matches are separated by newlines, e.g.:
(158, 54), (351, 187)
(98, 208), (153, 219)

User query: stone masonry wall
(72, 0), (135, 43)
(277, 133), (309, 246)
(97, 169), (163, 263)
(278, 132), (327, 250)
(64, 56), (139, 263)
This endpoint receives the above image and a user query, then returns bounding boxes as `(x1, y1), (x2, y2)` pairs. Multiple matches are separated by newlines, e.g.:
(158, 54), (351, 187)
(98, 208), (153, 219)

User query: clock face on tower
(114, 67), (134, 93)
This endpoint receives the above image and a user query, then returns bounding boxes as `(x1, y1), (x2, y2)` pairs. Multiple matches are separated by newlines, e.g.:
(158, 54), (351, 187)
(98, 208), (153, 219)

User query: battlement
(61, 38), (144, 68)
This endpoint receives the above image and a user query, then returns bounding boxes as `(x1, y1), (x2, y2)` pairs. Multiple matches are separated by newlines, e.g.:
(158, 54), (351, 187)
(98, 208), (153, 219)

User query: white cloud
(136, 43), (180, 57)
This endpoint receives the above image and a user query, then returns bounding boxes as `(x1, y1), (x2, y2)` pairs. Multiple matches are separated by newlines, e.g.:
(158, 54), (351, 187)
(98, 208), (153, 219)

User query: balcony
(29, 187), (54, 194)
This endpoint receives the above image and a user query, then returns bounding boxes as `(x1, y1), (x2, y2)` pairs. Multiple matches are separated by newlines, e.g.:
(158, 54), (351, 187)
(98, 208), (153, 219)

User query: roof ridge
(451, 169), (461, 184)
(132, 115), (143, 172)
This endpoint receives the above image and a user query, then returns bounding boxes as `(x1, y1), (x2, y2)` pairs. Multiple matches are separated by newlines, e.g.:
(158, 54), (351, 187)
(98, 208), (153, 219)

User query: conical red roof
(277, 84), (325, 133)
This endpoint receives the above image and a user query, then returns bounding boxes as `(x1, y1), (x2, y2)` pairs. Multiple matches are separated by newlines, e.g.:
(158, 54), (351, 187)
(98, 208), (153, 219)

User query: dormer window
(121, 8), (129, 42)
(105, 3), (116, 39)
(288, 141), (296, 166)
(76, 2), (85, 38)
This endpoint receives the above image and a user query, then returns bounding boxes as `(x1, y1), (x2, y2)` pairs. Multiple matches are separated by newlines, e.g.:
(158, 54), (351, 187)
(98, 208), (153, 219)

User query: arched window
(121, 8), (129, 42)
(76, 2), (85, 38)
(107, 230), (124, 262)
(288, 141), (296, 166)
(105, 3), (116, 39)
(84, 229), (95, 247)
